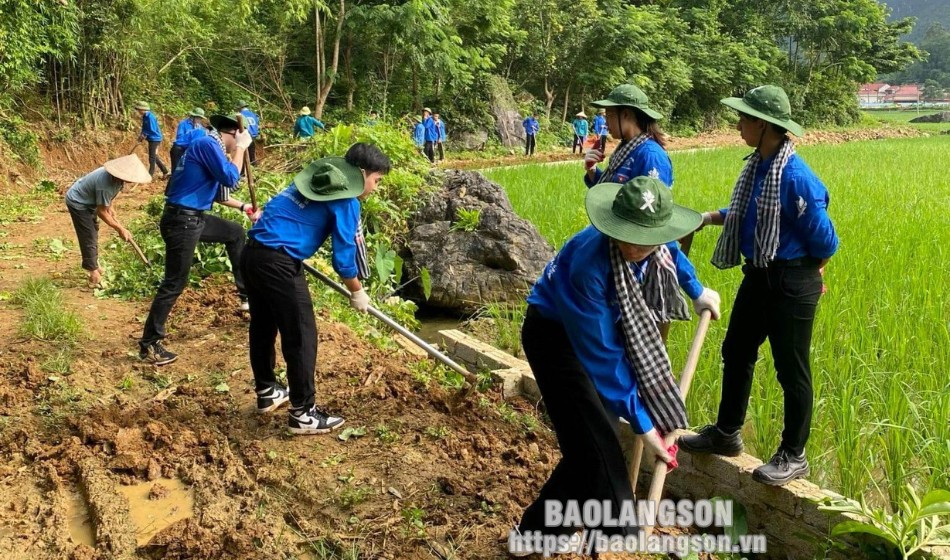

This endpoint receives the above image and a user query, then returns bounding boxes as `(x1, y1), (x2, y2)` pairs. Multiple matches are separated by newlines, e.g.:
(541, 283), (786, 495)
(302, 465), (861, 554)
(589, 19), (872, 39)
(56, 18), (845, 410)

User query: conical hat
(103, 155), (151, 183)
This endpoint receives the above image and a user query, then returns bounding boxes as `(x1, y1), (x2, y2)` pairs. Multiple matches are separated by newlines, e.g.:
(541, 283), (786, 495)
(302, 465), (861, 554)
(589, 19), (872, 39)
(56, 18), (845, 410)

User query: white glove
(692, 287), (721, 320)
(584, 149), (604, 171)
(639, 428), (673, 464)
(235, 129), (253, 149)
(349, 288), (370, 312)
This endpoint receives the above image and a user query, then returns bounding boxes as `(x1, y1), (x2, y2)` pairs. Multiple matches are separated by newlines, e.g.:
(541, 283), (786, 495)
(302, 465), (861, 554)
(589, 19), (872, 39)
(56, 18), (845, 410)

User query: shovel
(301, 262), (480, 401)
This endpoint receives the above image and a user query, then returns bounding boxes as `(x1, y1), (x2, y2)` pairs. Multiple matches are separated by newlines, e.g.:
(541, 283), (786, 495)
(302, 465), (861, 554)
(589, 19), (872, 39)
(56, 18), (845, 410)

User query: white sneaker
(287, 406), (345, 435)
(238, 299), (250, 312)
(256, 385), (290, 413)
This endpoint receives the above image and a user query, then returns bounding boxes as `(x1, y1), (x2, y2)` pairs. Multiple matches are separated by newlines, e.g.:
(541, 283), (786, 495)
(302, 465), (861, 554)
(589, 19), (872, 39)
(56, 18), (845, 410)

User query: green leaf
(420, 267), (432, 300)
(48, 238), (66, 254)
(392, 254), (403, 285)
(214, 382), (230, 393)
(830, 520), (897, 546)
(338, 426), (368, 441)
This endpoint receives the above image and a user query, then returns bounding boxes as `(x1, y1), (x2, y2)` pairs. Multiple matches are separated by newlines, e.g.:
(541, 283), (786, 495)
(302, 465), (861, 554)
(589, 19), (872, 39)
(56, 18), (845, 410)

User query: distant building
(857, 82), (950, 107)
(858, 82), (891, 106)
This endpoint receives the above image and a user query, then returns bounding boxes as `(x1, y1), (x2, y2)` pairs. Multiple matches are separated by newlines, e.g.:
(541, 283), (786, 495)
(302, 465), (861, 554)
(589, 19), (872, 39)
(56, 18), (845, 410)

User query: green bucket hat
(134, 101), (150, 111)
(293, 157), (365, 202)
(188, 107), (206, 118)
(721, 85), (803, 137)
(591, 84), (663, 120)
(586, 176), (701, 246)
(236, 100), (249, 109)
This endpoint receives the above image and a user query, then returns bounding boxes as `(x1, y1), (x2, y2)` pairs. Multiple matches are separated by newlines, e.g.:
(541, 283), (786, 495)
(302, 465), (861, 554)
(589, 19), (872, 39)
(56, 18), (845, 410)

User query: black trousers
(518, 306), (635, 537)
(525, 134), (536, 156)
(423, 141), (435, 163)
(572, 134), (584, 154)
(169, 145), (186, 174)
(66, 203), (99, 271)
(598, 135), (607, 151)
(240, 243), (317, 410)
(436, 141), (445, 161)
(716, 263), (823, 457)
(148, 140), (169, 176)
(140, 208), (246, 347)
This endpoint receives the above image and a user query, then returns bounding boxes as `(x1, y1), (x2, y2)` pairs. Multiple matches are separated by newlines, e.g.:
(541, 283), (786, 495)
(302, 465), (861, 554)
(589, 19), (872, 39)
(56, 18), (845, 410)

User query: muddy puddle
(68, 478), (194, 548)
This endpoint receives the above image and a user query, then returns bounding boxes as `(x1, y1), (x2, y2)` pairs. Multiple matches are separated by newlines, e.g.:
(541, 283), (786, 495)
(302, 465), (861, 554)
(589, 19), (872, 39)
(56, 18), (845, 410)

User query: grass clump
(12, 277), (83, 343)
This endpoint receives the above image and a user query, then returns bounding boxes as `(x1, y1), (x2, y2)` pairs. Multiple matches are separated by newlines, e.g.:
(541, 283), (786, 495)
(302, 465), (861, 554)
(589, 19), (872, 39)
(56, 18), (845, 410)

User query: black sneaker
(238, 294), (249, 312)
(256, 385), (290, 413)
(287, 406), (345, 435)
(678, 424), (744, 456)
(139, 342), (178, 366)
(753, 448), (809, 486)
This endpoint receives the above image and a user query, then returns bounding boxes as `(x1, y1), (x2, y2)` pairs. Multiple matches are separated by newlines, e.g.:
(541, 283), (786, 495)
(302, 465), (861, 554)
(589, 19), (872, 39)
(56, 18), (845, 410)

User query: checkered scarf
(609, 240), (688, 433)
(355, 217), (370, 280)
(712, 140), (795, 269)
(596, 133), (649, 184)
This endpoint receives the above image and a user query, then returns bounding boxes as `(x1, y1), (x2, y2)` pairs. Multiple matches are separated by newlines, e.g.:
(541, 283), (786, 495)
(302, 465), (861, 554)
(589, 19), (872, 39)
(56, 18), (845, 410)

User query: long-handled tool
(129, 140), (143, 156)
(127, 237), (151, 267)
(637, 309), (713, 537)
(236, 115), (258, 211)
(301, 262), (479, 398)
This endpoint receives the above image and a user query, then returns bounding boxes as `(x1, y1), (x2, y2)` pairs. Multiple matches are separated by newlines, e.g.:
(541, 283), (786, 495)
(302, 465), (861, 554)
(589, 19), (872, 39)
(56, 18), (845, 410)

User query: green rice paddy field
(483, 136), (950, 508)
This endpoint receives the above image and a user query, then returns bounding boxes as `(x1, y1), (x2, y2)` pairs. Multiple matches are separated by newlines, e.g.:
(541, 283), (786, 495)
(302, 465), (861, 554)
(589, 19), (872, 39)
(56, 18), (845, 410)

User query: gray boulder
(401, 170), (555, 314)
(487, 76), (526, 148)
(909, 111), (950, 123)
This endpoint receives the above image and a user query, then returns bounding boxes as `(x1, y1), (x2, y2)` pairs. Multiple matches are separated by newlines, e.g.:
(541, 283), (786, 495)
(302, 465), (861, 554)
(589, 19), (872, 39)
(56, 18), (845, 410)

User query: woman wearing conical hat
(64, 155), (152, 287)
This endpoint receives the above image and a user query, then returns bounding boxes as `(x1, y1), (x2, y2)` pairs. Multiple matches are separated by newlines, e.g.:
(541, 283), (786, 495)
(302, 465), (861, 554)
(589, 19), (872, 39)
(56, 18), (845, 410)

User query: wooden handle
(127, 238), (150, 266)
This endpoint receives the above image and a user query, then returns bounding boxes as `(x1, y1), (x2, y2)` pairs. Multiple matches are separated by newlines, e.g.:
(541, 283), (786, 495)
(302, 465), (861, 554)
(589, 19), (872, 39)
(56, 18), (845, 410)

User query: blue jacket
(584, 138), (702, 299)
(140, 111), (162, 142)
(436, 120), (447, 142)
(240, 108), (260, 137)
(294, 115), (325, 138)
(423, 116), (438, 142)
(572, 118), (589, 137)
(523, 117), (539, 135)
(165, 135), (240, 211)
(719, 153), (839, 261)
(248, 185), (360, 279)
(173, 118), (201, 147)
(593, 115), (608, 136)
(528, 226), (695, 433)
(413, 123), (425, 147)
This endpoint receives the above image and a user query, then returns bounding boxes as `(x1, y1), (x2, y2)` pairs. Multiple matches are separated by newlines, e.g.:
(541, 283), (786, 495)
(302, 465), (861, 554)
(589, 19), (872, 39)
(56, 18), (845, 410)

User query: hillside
(883, 0), (950, 42)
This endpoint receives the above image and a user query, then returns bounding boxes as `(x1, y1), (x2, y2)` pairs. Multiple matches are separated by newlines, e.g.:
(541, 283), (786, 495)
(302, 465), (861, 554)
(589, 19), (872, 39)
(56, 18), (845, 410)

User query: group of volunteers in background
(411, 107), (448, 163)
(62, 80), (838, 555)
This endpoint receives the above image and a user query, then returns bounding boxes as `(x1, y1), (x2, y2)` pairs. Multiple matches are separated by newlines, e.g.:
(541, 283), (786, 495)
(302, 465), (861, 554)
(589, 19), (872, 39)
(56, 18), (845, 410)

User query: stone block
(519, 371), (541, 401)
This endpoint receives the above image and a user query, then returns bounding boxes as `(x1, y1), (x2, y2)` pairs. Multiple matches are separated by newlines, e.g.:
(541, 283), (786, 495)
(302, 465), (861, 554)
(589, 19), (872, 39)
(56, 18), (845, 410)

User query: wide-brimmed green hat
(209, 113), (240, 131)
(591, 84), (663, 120)
(188, 107), (206, 118)
(586, 177), (701, 246)
(134, 101), (150, 111)
(292, 157), (365, 201)
(236, 100), (249, 109)
(721, 85), (803, 137)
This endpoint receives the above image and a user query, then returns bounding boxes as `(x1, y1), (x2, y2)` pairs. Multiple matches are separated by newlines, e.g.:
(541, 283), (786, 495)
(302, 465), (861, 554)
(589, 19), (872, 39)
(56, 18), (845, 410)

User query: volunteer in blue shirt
(135, 101), (169, 179)
(170, 108), (207, 173)
(522, 113), (539, 156)
(138, 114), (259, 366)
(512, 177), (700, 552)
(593, 108), (608, 151)
(422, 108), (438, 163)
(433, 112), (447, 161)
(571, 112), (589, 154)
(242, 143), (391, 435)
(583, 84), (721, 340)
(412, 116), (425, 149)
(64, 155), (152, 287)
(366, 110), (379, 126)
(293, 107), (325, 139)
(678, 85), (839, 487)
(237, 101), (261, 165)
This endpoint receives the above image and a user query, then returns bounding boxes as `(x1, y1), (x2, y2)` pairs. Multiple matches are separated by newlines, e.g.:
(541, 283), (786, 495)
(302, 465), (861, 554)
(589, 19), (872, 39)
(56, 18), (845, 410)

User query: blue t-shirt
(65, 167), (123, 210)
(165, 135), (240, 211)
(423, 116), (438, 142)
(593, 115), (608, 136)
(240, 108), (260, 137)
(572, 118), (589, 137)
(173, 118), (201, 147)
(294, 115), (325, 138)
(248, 185), (360, 279)
(413, 123), (425, 147)
(140, 111), (162, 142)
(528, 226), (695, 433)
(435, 120), (447, 142)
(523, 117), (539, 135)
(583, 138), (702, 299)
(719, 153), (839, 261)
